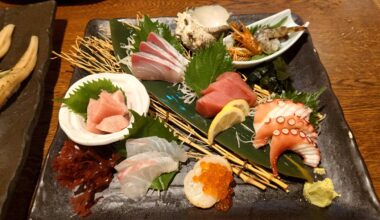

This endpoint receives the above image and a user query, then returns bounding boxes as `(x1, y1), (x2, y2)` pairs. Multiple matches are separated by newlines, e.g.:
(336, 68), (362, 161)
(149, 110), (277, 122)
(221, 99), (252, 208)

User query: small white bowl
(59, 73), (150, 146)
(223, 9), (309, 69)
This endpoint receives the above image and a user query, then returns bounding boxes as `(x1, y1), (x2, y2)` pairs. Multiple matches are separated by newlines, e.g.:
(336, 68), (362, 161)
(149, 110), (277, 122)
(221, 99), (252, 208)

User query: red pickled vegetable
(53, 140), (119, 217)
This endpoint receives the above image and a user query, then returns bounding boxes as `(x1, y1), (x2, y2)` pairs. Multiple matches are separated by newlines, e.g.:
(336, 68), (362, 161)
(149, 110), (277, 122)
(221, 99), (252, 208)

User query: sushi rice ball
(184, 155), (233, 209)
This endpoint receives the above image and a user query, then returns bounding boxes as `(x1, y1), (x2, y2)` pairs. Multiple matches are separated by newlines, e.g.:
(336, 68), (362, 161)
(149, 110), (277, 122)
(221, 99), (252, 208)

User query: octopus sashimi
(253, 115), (316, 148)
(270, 128), (320, 177)
(254, 99), (312, 133)
(253, 99), (321, 177)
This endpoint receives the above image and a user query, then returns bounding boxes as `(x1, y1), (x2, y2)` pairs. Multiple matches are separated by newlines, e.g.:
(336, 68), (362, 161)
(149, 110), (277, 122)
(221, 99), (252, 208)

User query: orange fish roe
(193, 161), (233, 200)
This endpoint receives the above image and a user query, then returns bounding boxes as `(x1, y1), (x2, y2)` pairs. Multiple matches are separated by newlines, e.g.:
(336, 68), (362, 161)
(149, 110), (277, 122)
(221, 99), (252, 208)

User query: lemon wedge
(223, 99), (250, 116)
(208, 105), (246, 144)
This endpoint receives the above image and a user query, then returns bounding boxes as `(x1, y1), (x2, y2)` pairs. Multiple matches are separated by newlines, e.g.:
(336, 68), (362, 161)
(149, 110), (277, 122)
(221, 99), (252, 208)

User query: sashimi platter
(31, 5), (380, 219)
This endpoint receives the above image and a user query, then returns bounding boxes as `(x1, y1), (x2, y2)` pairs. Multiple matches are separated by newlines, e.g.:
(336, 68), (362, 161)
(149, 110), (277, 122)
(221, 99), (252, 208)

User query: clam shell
(223, 9), (310, 69)
(58, 73), (150, 146)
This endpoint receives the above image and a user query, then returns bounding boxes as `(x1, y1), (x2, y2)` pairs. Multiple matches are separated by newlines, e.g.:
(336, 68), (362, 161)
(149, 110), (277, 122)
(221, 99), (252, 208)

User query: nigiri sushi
(184, 155), (234, 210)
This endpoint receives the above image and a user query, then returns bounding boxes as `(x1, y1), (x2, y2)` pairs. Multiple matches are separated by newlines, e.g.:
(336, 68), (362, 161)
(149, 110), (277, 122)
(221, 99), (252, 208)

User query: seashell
(58, 73), (150, 146)
(223, 9), (309, 69)
(175, 5), (230, 51)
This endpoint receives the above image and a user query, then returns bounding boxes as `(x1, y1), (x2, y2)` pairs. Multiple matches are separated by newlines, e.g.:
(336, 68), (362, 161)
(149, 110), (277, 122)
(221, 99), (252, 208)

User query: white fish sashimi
(115, 151), (179, 200)
(139, 41), (186, 72)
(131, 52), (184, 83)
(126, 136), (188, 162)
(146, 32), (189, 67)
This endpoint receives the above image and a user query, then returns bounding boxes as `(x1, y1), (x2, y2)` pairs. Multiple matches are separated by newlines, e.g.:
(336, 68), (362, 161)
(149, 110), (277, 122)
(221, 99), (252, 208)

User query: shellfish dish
(33, 5), (358, 218)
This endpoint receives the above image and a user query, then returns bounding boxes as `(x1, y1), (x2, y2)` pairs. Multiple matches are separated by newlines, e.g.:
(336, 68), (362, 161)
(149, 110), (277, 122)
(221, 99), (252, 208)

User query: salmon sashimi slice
(131, 52), (184, 83)
(96, 115), (130, 133)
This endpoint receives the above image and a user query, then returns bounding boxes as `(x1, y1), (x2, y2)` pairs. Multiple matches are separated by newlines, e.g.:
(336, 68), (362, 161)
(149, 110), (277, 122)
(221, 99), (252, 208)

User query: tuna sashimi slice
(86, 116), (103, 134)
(96, 115), (130, 133)
(139, 42), (186, 71)
(112, 90), (126, 105)
(146, 32), (188, 66)
(201, 72), (256, 106)
(87, 92), (126, 124)
(131, 52), (184, 83)
(195, 91), (235, 118)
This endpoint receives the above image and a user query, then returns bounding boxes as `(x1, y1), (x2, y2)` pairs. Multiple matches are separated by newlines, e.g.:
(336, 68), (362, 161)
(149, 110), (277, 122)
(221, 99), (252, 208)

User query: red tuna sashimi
(96, 115), (130, 133)
(131, 52), (184, 83)
(202, 78), (256, 106)
(146, 32), (188, 66)
(139, 42), (185, 71)
(195, 91), (234, 118)
(201, 72), (256, 105)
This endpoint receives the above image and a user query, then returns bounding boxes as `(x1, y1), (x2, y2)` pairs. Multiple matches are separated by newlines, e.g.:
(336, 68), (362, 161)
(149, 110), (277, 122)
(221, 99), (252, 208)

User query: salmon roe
(193, 161), (233, 200)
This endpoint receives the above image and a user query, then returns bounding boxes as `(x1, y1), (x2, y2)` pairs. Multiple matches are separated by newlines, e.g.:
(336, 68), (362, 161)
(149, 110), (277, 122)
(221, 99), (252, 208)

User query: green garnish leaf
(274, 88), (326, 126)
(273, 56), (290, 80)
(61, 79), (121, 118)
(126, 110), (178, 190)
(184, 38), (234, 96)
(150, 171), (178, 190)
(131, 15), (184, 54)
(249, 16), (288, 34)
(250, 54), (267, 60)
(126, 110), (177, 142)
(270, 17), (288, 29)
(245, 57), (293, 93)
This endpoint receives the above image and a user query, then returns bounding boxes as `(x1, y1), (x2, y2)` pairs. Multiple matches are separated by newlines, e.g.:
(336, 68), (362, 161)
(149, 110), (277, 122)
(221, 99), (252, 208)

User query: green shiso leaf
(274, 88), (326, 126)
(273, 56), (290, 80)
(61, 79), (121, 118)
(245, 57), (293, 93)
(249, 16), (288, 34)
(131, 15), (184, 54)
(125, 110), (178, 191)
(270, 16), (288, 29)
(184, 38), (234, 96)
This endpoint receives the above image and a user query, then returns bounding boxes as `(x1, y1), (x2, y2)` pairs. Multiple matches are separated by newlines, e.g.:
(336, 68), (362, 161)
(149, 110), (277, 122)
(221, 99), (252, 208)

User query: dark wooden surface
(0, 0), (379, 218)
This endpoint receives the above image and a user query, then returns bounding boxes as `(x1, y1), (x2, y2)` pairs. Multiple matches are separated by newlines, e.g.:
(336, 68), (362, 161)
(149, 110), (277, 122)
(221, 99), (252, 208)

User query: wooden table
(1, 0), (379, 218)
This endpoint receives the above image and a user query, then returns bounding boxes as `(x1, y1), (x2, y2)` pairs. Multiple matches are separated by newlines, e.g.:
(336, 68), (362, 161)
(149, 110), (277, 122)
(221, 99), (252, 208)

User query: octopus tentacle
(253, 115), (316, 149)
(269, 129), (320, 177)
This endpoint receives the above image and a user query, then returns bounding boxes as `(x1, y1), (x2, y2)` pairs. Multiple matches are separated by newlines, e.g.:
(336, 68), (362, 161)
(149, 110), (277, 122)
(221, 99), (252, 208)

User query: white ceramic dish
(223, 9), (309, 69)
(59, 73), (150, 146)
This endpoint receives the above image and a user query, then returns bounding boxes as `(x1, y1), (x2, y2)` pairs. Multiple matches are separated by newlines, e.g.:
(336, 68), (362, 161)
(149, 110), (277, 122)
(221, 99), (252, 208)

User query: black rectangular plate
(30, 15), (380, 219)
(0, 1), (56, 216)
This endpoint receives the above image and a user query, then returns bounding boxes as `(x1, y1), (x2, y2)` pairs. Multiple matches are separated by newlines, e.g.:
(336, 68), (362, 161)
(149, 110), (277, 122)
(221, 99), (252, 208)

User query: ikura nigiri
(253, 99), (320, 176)
(184, 155), (234, 211)
(195, 72), (257, 118)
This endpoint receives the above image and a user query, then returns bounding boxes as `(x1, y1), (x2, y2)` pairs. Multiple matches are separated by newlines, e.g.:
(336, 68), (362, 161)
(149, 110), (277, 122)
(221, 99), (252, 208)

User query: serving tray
(0, 1), (56, 217)
(29, 15), (380, 219)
